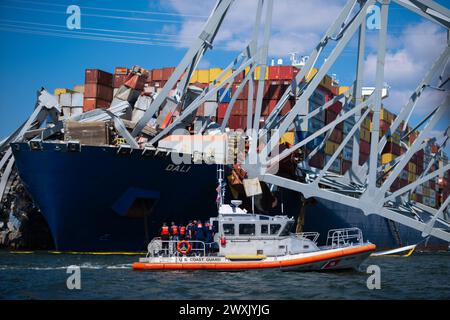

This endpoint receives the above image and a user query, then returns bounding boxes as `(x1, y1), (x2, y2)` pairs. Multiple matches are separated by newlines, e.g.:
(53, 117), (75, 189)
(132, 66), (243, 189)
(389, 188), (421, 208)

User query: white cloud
(363, 21), (447, 115)
(165, 0), (346, 57)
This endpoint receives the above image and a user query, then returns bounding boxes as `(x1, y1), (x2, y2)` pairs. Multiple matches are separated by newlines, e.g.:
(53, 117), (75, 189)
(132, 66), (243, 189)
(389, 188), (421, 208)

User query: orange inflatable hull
(132, 243), (376, 271)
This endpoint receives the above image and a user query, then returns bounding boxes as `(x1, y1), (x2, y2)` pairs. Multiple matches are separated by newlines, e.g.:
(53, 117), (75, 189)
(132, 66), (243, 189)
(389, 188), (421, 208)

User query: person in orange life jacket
(159, 222), (170, 255)
(170, 221), (179, 241)
(194, 220), (206, 254)
(179, 224), (187, 240)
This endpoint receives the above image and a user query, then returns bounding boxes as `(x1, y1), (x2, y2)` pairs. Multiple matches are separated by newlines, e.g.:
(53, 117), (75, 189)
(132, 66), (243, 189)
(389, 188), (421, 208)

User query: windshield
(279, 221), (294, 236)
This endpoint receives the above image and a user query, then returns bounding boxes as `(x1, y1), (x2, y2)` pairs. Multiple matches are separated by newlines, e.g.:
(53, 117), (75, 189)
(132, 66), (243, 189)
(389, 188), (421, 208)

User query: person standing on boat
(204, 222), (215, 253)
(194, 220), (206, 255)
(170, 222), (179, 241)
(188, 220), (196, 240)
(160, 222), (170, 256)
(179, 224), (186, 240)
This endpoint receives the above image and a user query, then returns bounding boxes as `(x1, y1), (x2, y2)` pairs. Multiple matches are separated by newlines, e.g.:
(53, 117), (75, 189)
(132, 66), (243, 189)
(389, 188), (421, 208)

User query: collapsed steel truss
(1, 0), (449, 243)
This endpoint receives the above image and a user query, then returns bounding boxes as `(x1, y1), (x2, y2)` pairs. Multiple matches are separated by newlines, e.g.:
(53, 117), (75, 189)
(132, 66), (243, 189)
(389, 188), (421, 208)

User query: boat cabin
(209, 201), (320, 257)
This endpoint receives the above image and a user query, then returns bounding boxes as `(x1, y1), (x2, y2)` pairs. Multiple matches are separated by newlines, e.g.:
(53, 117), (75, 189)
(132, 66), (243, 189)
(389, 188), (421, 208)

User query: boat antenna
(216, 164), (225, 207)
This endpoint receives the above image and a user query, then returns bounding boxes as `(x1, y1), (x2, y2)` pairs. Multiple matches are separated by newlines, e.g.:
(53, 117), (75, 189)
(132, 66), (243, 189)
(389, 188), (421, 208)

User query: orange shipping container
(84, 83), (113, 101)
(83, 98), (111, 112)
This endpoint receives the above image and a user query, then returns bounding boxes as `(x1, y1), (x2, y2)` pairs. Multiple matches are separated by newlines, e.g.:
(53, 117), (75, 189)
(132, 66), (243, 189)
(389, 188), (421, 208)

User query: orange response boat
(133, 200), (376, 271)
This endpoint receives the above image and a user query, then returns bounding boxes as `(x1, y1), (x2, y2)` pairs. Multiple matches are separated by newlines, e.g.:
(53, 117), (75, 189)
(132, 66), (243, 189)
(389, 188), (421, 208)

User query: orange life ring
(176, 240), (192, 255)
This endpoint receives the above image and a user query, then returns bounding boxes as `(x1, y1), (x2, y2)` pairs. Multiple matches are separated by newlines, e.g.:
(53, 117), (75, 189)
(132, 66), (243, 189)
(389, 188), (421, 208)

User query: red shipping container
(84, 83), (113, 101)
(379, 119), (390, 131)
(228, 115), (247, 130)
(218, 103), (228, 118)
(85, 69), (113, 86)
(430, 180), (435, 190)
(231, 100), (248, 116)
(268, 66), (298, 80)
(309, 152), (324, 169)
(124, 74), (146, 90)
(83, 98), (111, 112)
(162, 67), (176, 81)
(360, 140), (370, 154)
(329, 128), (343, 143)
(342, 160), (351, 174)
(329, 101), (342, 113)
(325, 109), (343, 130)
(113, 74), (128, 88)
(152, 68), (164, 81)
(383, 141), (401, 156)
(416, 194), (423, 203)
(359, 151), (369, 166)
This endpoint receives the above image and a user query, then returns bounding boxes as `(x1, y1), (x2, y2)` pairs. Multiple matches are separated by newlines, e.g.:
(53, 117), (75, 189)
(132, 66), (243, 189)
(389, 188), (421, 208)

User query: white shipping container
(59, 93), (72, 107)
(430, 189), (436, 199)
(71, 93), (83, 107)
(416, 185), (423, 195)
(204, 101), (218, 117)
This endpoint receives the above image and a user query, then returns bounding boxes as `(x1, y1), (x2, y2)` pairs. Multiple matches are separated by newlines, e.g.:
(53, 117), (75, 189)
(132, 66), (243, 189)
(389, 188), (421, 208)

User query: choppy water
(0, 251), (449, 300)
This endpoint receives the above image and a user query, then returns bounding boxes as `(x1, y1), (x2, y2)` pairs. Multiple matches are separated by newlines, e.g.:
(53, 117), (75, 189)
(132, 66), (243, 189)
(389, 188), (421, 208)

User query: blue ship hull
(12, 142), (447, 251)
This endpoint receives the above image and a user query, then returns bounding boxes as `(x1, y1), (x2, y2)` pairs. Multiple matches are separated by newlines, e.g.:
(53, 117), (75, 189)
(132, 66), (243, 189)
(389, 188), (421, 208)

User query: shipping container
(54, 88), (75, 96)
(360, 140), (370, 154)
(73, 85), (85, 93)
(197, 70), (210, 83)
(124, 74), (146, 90)
(267, 66), (298, 80)
(325, 155), (342, 173)
(72, 93), (83, 107)
(114, 67), (129, 75)
(113, 74), (129, 88)
(329, 128), (343, 143)
(342, 159), (352, 173)
(162, 67), (176, 81)
(343, 146), (353, 161)
(218, 88), (232, 103)
(83, 98), (111, 112)
(85, 69), (113, 86)
(360, 126), (371, 142)
(325, 141), (340, 155)
(359, 152), (369, 166)
(84, 83), (113, 101)
(383, 141), (401, 156)
(381, 153), (395, 165)
(309, 152), (324, 169)
(152, 68), (164, 81)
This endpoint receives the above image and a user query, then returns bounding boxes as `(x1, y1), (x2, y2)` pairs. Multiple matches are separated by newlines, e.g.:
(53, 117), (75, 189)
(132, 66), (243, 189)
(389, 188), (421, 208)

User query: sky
(0, 0), (449, 150)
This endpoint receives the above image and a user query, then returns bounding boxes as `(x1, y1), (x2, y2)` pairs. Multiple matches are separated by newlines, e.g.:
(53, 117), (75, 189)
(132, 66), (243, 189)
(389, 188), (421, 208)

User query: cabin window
(279, 221), (294, 236)
(239, 224), (256, 236)
(212, 220), (219, 233)
(270, 224), (281, 235)
(223, 224), (235, 235)
(260, 224), (268, 235)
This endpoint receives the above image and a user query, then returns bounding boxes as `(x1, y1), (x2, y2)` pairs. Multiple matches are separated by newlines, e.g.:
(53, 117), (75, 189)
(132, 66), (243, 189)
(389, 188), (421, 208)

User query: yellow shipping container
(54, 88), (75, 96)
(423, 187), (430, 197)
(408, 162), (417, 173)
(197, 69), (210, 83)
(280, 132), (295, 146)
(325, 141), (339, 155)
(408, 172), (416, 183)
(362, 117), (371, 129)
(212, 69), (233, 84)
(305, 68), (318, 82)
(381, 153), (395, 165)
(189, 70), (199, 83)
(73, 85), (84, 93)
(209, 68), (223, 82)
(338, 86), (350, 95)
(245, 66), (269, 80)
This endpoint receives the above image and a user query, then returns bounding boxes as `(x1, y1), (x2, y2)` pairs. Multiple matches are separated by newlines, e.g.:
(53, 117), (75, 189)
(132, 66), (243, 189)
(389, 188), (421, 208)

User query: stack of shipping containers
(56, 64), (448, 209)
(83, 69), (114, 112)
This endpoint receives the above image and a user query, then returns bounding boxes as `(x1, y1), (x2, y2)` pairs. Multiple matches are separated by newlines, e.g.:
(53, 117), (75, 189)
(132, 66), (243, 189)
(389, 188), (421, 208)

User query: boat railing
(326, 227), (363, 248)
(294, 232), (320, 243)
(147, 238), (207, 257)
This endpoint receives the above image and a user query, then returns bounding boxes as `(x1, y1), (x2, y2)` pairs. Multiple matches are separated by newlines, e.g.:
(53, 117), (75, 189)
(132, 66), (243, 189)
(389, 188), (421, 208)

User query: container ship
(2, 61), (448, 252)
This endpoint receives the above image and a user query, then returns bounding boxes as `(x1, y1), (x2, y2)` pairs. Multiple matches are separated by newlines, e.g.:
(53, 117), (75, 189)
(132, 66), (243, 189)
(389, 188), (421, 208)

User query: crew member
(160, 222), (170, 255)
(186, 220), (194, 240)
(205, 222), (215, 253)
(170, 221), (179, 241)
(194, 220), (206, 255)
(179, 224), (187, 240)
